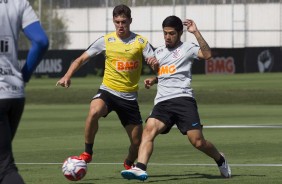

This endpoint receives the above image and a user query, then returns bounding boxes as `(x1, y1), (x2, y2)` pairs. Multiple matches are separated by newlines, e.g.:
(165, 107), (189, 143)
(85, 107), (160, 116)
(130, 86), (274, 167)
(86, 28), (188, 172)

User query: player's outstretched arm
(56, 52), (89, 88)
(183, 19), (212, 60)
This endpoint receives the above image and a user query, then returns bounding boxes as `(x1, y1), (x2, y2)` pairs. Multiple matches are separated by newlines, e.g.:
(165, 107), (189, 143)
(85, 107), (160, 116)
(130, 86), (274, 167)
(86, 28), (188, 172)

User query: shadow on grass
(146, 172), (266, 182)
(73, 172), (266, 183)
(146, 173), (222, 183)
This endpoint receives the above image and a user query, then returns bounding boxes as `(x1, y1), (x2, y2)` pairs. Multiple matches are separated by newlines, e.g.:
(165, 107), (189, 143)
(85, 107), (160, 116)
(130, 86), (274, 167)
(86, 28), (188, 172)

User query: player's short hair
(113, 4), (131, 19)
(162, 15), (183, 32)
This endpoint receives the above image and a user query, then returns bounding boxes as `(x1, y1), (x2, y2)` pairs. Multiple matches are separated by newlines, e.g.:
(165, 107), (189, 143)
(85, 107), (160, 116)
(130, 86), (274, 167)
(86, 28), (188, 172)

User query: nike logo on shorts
(192, 122), (199, 127)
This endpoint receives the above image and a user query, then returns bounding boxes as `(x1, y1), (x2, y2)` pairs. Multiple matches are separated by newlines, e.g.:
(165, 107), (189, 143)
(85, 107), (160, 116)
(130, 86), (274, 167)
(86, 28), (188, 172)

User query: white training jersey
(154, 42), (200, 105)
(0, 0), (38, 99)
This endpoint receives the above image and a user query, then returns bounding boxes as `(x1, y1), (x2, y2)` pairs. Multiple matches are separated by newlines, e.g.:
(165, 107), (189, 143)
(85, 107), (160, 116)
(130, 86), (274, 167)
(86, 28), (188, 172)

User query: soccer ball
(62, 156), (87, 181)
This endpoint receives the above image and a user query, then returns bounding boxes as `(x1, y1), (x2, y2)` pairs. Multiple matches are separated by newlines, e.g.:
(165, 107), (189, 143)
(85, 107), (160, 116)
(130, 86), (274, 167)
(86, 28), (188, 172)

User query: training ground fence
(18, 0), (282, 77)
(30, 0), (282, 49)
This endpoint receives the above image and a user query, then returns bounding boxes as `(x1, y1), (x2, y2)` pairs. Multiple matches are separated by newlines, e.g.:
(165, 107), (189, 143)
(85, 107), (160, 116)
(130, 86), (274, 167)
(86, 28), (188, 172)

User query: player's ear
(129, 18), (132, 24)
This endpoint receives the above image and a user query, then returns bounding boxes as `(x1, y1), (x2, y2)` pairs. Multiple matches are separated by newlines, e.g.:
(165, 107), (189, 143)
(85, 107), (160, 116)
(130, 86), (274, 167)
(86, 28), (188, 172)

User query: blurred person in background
(121, 15), (231, 181)
(0, 0), (49, 183)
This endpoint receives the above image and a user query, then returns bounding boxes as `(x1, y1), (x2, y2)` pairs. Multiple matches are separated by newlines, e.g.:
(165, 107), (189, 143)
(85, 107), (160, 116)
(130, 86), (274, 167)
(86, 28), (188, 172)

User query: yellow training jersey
(103, 32), (148, 92)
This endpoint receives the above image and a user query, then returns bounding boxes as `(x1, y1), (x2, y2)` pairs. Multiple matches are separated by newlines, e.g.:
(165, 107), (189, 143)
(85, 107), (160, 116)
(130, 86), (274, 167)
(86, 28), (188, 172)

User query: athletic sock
(136, 162), (147, 171)
(216, 155), (225, 166)
(124, 159), (134, 166)
(85, 143), (93, 155)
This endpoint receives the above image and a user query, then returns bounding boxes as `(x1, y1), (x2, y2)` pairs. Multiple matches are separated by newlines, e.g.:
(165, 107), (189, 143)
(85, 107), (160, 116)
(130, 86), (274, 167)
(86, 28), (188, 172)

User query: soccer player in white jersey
(121, 15), (231, 181)
(0, 0), (49, 183)
(56, 4), (157, 171)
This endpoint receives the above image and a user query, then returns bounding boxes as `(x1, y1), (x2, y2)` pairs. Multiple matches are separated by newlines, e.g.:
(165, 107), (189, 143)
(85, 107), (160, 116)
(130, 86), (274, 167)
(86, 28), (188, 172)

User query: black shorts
(0, 98), (25, 181)
(147, 97), (202, 135)
(93, 89), (142, 127)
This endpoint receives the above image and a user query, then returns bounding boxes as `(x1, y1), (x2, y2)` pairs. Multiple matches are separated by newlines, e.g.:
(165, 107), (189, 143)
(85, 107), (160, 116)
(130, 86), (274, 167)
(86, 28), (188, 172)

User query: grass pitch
(14, 73), (282, 184)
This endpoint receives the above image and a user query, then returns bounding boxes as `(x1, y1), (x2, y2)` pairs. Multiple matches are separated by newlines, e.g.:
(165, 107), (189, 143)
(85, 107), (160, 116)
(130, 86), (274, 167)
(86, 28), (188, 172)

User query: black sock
(136, 162), (147, 171)
(124, 159), (134, 166)
(85, 143), (93, 155)
(216, 155), (225, 166)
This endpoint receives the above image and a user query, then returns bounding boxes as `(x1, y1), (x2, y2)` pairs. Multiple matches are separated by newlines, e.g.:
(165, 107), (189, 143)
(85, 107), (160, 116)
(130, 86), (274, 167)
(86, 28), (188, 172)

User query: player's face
(163, 27), (182, 48)
(113, 15), (132, 39)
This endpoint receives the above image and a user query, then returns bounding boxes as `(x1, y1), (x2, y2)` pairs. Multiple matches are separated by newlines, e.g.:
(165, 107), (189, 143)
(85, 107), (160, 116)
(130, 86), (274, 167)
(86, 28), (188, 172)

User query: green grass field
(14, 73), (282, 184)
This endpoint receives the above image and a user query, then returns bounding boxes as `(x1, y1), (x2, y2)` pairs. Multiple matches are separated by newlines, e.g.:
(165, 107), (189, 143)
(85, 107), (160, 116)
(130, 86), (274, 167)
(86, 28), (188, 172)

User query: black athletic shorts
(93, 89), (142, 127)
(147, 97), (202, 135)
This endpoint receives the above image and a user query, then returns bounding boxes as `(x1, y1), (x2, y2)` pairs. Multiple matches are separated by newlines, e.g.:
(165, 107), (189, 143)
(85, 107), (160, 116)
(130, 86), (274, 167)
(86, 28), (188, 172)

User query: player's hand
(144, 76), (157, 89)
(146, 57), (159, 72)
(56, 76), (71, 88)
(183, 19), (198, 34)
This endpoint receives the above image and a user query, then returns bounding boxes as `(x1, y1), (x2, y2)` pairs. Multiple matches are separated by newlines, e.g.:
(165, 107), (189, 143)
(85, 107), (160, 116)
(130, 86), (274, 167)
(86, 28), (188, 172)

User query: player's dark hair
(113, 4), (131, 18)
(162, 15), (183, 32)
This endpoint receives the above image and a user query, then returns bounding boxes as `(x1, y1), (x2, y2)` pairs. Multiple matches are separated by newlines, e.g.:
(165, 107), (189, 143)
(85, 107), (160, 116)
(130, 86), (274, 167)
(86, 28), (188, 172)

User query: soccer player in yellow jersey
(56, 4), (157, 171)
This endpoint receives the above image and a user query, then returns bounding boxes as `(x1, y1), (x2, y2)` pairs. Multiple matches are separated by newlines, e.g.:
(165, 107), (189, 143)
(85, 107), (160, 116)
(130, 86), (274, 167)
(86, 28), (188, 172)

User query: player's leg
(121, 117), (167, 181)
(176, 97), (231, 178)
(187, 130), (231, 178)
(187, 129), (221, 159)
(116, 98), (143, 169)
(84, 98), (108, 145)
(0, 99), (25, 184)
(137, 117), (166, 166)
(79, 98), (108, 163)
(124, 124), (142, 169)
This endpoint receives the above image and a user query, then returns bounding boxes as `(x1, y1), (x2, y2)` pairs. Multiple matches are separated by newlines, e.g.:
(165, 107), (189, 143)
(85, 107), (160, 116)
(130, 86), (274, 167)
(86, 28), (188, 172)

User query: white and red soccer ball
(62, 156), (87, 181)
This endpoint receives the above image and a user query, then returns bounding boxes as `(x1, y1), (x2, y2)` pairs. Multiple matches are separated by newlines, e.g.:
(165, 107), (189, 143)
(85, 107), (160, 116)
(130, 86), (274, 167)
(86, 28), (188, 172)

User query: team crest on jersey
(108, 37), (116, 43)
(172, 49), (181, 59)
(138, 38), (144, 44)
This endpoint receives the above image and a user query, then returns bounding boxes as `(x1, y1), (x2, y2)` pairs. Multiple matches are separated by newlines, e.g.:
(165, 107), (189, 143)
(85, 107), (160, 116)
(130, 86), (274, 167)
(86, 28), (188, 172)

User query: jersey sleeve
(22, 0), (39, 29)
(188, 42), (200, 60)
(142, 42), (155, 59)
(86, 36), (105, 57)
(21, 22), (49, 82)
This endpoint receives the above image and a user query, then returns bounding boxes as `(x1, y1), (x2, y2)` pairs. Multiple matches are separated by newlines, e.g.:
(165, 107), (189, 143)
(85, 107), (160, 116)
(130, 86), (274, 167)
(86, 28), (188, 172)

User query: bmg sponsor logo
(205, 57), (235, 74)
(158, 64), (176, 75)
(116, 60), (139, 71)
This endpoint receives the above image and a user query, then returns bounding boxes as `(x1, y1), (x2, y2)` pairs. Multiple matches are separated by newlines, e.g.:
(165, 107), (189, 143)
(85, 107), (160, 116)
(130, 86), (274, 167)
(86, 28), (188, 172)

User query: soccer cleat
(121, 166), (148, 181)
(123, 160), (135, 170)
(218, 152), (231, 178)
(78, 152), (92, 163)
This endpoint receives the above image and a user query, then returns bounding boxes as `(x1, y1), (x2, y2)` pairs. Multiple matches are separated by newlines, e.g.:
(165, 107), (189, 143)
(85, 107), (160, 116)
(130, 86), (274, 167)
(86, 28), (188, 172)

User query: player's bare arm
(56, 52), (90, 88)
(144, 76), (158, 89)
(183, 19), (212, 60)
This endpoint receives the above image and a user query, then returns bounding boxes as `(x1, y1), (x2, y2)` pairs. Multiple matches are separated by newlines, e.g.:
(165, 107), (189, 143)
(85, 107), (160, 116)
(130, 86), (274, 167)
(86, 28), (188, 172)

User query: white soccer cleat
(218, 153), (231, 178)
(121, 166), (148, 181)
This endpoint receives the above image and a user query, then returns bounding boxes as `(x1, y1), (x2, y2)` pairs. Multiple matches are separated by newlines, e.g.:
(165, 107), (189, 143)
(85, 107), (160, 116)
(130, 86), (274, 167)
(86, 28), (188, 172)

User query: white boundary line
(17, 126), (282, 167)
(16, 163), (282, 167)
(174, 125), (282, 128)
(203, 125), (282, 128)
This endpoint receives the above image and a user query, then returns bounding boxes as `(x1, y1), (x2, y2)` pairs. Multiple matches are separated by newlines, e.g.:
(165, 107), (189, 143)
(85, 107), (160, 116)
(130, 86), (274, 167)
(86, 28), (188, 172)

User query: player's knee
(142, 128), (157, 142)
(88, 108), (102, 120)
(191, 139), (206, 150)
(132, 136), (141, 146)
